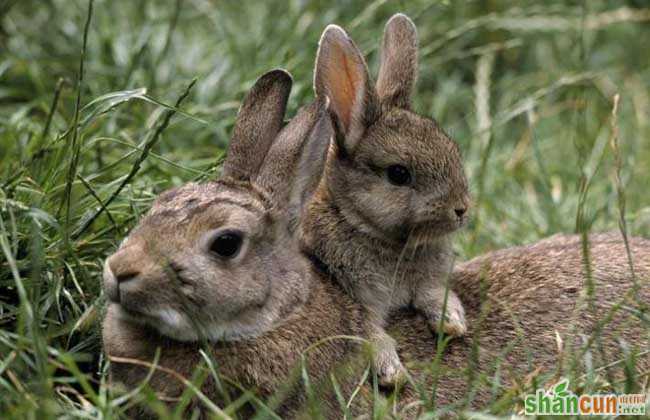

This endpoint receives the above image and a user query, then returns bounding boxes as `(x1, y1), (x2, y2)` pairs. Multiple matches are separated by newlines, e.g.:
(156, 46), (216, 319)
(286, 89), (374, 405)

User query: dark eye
(386, 165), (411, 186)
(210, 231), (243, 259)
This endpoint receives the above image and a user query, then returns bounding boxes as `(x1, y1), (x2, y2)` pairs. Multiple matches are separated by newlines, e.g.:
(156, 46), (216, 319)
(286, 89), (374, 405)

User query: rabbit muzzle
(103, 244), (146, 303)
(102, 243), (171, 311)
(407, 199), (470, 244)
(103, 248), (201, 341)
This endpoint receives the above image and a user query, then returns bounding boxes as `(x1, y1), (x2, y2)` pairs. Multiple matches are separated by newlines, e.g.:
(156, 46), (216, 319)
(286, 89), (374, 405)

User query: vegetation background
(1, 0), (649, 417)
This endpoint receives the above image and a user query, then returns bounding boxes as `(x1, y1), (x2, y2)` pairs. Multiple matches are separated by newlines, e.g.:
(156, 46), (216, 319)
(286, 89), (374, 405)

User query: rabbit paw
(429, 298), (467, 337)
(373, 346), (407, 388)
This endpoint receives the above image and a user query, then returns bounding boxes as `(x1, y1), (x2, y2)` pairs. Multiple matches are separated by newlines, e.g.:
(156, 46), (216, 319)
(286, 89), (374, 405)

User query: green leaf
(553, 379), (569, 396)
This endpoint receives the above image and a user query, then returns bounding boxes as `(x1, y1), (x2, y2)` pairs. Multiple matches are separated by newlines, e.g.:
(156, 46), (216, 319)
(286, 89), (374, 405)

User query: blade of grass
(62, 0), (94, 248)
(71, 78), (196, 239)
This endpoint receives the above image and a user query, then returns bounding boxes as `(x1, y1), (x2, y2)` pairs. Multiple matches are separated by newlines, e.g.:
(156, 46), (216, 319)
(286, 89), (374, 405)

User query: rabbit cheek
(353, 187), (412, 236)
(332, 153), (418, 238)
(194, 262), (271, 319)
(189, 273), (274, 341)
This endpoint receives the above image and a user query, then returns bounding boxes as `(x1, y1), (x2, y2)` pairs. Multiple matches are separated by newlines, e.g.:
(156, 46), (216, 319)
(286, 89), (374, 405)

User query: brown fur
(396, 232), (650, 415)
(103, 274), (368, 418)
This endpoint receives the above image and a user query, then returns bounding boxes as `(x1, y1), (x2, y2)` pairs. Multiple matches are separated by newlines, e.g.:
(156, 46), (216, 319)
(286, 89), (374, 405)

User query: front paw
(373, 345), (407, 388)
(429, 299), (467, 337)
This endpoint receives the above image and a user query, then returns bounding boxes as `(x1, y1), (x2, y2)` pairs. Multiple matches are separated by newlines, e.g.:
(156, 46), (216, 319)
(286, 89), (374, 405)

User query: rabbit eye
(386, 165), (411, 186)
(210, 231), (243, 259)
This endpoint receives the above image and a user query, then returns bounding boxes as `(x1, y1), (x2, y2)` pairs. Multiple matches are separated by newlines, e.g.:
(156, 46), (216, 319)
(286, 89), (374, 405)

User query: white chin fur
(115, 306), (198, 342)
(154, 308), (199, 342)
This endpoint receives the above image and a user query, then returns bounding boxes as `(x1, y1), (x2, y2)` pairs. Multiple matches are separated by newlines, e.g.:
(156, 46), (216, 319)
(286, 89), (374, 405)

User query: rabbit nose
(113, 268), (139, 283)
(108, 251), (141, 283)
(103, 244), (147, 303)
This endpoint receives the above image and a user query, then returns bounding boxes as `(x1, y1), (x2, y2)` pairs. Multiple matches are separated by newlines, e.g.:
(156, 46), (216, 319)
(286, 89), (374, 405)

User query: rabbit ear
(221, 69), (292, 182)
(376, 14), (418, 109)
(257, 99), (325, 202)
(314, 25), (378, 154)
(289, 99), (332, 218)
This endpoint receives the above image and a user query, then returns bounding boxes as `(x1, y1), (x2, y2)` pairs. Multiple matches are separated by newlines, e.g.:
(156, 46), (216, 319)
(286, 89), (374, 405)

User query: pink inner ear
(326, 43), (363, 134)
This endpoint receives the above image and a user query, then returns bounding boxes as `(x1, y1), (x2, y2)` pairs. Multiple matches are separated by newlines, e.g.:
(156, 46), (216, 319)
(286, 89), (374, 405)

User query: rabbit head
(102, 70), (326, 343)
(313, 15), (470, 245)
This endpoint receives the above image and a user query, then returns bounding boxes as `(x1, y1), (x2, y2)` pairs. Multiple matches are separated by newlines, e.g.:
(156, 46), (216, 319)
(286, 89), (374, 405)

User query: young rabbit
(102, 70), (368, 417)
(299, 14), (470, 386)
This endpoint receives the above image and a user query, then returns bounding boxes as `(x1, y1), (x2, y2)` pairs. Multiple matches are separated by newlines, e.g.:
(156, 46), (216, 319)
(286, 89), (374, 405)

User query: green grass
(1, 0), (649, 418)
